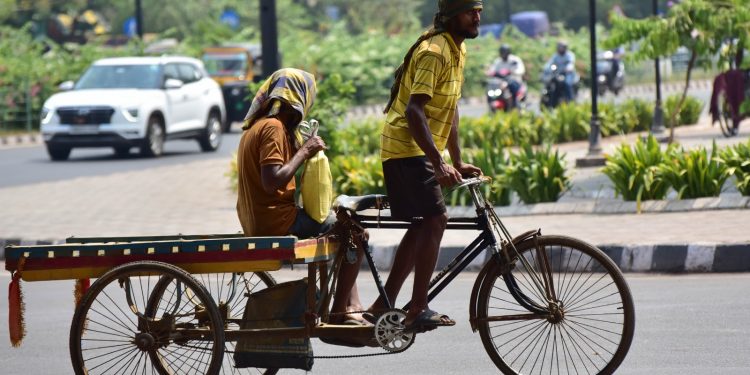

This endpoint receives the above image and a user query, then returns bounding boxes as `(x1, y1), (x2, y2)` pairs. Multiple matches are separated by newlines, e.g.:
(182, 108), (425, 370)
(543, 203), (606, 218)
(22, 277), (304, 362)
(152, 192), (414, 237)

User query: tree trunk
(668, 48), (697, 143)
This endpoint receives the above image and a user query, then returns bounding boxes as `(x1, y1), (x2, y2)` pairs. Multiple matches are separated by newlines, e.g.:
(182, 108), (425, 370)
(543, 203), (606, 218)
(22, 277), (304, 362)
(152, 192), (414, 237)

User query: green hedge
(602, 135), (674, 206)
(456, 97), (695, 148)
(721, 139), (750, 196)
(603, 139), (747, 202)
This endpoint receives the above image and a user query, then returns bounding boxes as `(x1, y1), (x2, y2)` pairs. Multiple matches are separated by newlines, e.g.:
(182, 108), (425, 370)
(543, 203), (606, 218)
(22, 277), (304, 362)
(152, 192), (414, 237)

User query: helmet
(499, 44), (511, 55)
(557, 40), (568, 49)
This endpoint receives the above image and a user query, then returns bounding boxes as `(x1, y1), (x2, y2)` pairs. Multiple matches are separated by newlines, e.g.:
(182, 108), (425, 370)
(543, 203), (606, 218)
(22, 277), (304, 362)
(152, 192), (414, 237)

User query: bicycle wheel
(69, 261), (225, 375)
(476, 235), (635, 375)
(193, 272), (279, 375)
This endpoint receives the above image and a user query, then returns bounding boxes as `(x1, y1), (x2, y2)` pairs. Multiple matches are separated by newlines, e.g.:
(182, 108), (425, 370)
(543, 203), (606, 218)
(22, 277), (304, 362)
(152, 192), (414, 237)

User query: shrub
(542, 103), (590, 143)
(602, 135), (673, 209)
(449, 145), (511, 206)
(332, 117), (382, 157)
(329, 154), (386, 196)
(595, 102), (621, 137)
(459, 110), (541, 149)
(665, 94), (704, 127)
(506, 144), (570, 204)
(660, 142), (730, 199)
(308, 73), (356, 152)
(618, 98), (654, 133)
(721, 139), (750, 196)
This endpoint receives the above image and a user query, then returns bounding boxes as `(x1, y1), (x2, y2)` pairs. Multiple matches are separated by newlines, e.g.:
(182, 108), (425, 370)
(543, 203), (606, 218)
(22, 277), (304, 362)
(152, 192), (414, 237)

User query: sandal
(403, 308), (455, 333)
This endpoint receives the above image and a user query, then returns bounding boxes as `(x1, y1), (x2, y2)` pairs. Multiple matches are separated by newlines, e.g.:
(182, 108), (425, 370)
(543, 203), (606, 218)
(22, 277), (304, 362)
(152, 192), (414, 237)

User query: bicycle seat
(333, 194), (389, 212)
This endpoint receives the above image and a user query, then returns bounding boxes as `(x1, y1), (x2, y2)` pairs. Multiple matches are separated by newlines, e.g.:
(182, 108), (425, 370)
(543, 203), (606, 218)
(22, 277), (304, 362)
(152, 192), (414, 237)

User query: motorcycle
(596, 50), (625, 96)
(541, 64), (577, 109)
(485, 68), (527, 113)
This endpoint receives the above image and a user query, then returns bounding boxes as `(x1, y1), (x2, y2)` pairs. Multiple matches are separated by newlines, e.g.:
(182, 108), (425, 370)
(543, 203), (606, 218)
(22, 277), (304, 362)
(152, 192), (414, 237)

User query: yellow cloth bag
(299, 120), (333, 224)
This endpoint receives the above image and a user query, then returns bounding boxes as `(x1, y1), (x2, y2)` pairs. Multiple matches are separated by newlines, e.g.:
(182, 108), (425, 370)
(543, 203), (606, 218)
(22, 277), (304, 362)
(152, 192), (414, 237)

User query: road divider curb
(446, 195), (750, 217)
(0, 133), (42, 149)
(368, 242), (750, 273)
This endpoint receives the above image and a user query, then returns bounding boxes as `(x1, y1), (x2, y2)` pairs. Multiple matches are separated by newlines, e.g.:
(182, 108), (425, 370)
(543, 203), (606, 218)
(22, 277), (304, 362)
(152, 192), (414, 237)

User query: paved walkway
(1, 115), (749, 271)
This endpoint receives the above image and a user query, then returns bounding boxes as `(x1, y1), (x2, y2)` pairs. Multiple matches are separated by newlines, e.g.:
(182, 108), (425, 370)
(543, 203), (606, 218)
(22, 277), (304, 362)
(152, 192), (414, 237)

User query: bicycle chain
(310, 309), (412, 359)
(225, 311), (412, 360)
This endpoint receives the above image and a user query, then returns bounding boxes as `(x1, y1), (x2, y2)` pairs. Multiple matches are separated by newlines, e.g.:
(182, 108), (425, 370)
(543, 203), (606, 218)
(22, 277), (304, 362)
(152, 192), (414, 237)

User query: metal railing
(0, 81), (50, 134)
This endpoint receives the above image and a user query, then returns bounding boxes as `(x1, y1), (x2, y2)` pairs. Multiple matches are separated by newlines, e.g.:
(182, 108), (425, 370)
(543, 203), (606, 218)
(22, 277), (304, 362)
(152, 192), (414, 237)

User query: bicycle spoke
(565, 281), (617, 312)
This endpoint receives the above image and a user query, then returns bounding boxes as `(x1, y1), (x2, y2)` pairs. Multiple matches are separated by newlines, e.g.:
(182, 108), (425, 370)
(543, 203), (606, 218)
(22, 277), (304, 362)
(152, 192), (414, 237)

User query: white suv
(40, 56), (226, 160)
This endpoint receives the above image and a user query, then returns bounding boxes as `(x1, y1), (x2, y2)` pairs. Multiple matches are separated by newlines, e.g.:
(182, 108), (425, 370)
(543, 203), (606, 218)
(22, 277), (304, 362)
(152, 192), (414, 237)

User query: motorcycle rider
(544, 40), (578, 102)
(488, 44), (525, 107)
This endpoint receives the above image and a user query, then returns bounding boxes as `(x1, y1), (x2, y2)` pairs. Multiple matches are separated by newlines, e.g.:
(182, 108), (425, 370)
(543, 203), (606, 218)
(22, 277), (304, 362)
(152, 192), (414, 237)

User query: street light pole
(651, 0), (665, 135)
(134, 0), (143, 39)
(587, 0), (602, 155)
(260, 0), (280, 78)
(576, 0), (605, 167)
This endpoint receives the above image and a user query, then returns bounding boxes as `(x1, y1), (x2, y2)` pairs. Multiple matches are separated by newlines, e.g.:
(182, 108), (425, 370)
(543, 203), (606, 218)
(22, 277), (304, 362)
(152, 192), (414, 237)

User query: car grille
(57, 107), (115, 125)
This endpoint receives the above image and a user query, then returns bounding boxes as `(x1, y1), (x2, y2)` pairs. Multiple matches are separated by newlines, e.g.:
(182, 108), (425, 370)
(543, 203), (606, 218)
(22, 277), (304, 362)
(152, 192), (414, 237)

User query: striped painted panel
(4, 236), (306, 281)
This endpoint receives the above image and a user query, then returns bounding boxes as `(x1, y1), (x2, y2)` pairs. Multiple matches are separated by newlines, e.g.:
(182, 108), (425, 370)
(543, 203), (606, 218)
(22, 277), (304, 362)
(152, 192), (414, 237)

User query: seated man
(235, 68), (366, 326)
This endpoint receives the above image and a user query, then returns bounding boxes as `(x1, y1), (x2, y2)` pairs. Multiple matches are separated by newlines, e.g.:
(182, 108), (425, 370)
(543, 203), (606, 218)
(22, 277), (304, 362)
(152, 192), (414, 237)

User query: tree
(605, 0), (750, 142)
(418, 0), (653, 30)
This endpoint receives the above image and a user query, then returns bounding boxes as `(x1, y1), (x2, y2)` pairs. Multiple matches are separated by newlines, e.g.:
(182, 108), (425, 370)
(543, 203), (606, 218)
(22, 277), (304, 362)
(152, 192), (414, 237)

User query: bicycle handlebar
(456, 175), (492, 189)
(424, 174), (491, 188)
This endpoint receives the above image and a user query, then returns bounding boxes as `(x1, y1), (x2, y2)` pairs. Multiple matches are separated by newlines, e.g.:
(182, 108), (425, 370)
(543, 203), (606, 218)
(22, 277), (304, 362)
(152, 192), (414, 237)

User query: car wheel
(114, 146), (130, 157)
(198, 111), (222, 152)
(47, 144), (71, 161)
(140, 116), (165, 157)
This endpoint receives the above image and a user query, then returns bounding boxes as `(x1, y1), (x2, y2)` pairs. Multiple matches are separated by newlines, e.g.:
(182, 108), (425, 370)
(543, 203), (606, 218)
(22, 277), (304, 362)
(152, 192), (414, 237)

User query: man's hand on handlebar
(433, 160), (463, 187)
(454, 161), (483, 179)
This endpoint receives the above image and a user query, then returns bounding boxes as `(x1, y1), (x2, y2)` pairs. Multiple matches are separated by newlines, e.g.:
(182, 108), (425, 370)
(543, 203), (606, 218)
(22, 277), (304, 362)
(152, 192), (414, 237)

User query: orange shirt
(236, 117), (297, 236)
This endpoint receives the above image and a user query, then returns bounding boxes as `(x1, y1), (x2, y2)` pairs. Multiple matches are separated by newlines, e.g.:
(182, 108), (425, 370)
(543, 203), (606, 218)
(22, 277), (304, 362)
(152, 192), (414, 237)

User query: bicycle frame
(346, 177), (552, 317)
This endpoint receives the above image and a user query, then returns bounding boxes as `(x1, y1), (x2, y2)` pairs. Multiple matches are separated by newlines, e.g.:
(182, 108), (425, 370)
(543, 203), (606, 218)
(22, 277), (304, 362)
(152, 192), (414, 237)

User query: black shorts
(382, 156), (446, 221)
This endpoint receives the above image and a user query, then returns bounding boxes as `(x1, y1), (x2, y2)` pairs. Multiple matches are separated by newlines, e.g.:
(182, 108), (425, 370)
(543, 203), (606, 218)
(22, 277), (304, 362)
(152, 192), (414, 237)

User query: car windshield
(75, 64), (162, 90)
(202, 53), (248, 76)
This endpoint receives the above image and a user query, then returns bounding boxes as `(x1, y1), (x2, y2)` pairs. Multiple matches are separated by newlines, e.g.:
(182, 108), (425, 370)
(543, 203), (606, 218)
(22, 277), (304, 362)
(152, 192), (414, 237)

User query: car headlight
(123, 108), (139, 122)
(40, 107), (53, 124)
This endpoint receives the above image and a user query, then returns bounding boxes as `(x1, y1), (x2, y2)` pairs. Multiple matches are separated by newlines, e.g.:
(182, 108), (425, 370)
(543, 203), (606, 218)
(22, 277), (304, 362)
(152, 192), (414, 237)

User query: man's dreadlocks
(383, 13), (448, 114)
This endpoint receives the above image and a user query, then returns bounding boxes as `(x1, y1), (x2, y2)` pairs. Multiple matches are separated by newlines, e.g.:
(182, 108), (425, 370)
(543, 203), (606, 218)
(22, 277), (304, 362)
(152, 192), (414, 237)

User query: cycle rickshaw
(5, 177), (635, 374)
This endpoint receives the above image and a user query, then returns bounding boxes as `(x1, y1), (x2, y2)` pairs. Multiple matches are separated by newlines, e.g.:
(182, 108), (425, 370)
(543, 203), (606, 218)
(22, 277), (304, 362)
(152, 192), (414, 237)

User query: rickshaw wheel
(69, 261), (224, 375)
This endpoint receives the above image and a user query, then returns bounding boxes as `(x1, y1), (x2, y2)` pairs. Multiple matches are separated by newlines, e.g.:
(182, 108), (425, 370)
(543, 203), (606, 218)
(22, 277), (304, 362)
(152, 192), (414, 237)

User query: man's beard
(458, 29), (479, 39)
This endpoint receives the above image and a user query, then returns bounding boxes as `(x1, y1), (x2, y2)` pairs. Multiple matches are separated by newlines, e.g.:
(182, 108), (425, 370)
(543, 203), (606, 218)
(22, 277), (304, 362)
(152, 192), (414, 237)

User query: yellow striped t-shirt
(381, 32), (466, 161)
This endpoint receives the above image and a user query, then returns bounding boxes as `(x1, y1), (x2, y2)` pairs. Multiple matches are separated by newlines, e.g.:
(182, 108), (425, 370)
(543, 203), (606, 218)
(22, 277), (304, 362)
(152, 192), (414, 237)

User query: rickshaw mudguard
(468, 229), (541, 332)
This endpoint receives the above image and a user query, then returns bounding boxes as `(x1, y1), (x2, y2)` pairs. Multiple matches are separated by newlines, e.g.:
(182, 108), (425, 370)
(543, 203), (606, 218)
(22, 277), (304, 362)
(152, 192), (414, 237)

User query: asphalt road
(0, 129), (244, 188)
(1, 272), (747, 375)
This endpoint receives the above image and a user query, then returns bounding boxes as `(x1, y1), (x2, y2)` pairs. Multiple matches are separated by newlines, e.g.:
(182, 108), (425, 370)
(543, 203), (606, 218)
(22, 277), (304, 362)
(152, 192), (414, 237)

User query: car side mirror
(164, 78), (184, 89)
(59, 81), (75, 91)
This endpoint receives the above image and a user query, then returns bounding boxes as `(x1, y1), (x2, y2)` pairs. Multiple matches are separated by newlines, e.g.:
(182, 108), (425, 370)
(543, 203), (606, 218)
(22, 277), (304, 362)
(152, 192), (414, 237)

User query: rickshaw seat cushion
(333, 194), (389, 212)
